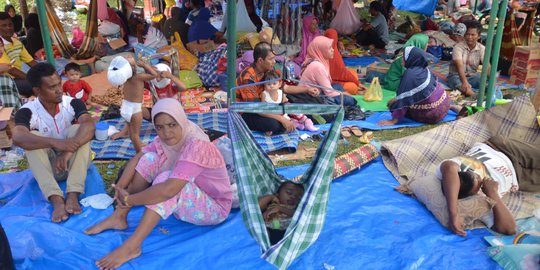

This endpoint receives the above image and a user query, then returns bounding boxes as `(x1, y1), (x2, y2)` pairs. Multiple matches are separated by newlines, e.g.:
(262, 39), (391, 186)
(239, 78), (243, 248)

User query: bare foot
(111, 130), (129, 140)
(65, 192), (82, 214)
(264, 131), (273, 136)
(49, 195), (69, 223)
(84, 214), (128, 235)
(96, 241), (142, 270)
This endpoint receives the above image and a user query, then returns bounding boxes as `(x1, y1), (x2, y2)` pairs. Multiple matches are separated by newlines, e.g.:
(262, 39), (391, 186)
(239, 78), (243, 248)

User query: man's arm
(440, 160), (467, 236)
(72, 113), (96, 146)
(454, 59), (473, 96)
(283, 84), (319, 96)
(8, 67), (27, 79)
(482, 179), (516, 235)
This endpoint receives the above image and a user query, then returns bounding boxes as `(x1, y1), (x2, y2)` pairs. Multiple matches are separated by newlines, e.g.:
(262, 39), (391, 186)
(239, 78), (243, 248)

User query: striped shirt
(449, 41), (485, 77)
(0, 37), (34, 76)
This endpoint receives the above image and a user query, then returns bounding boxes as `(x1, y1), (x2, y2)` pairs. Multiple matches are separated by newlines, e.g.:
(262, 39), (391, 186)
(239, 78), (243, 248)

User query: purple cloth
(391, 83), (449, 124)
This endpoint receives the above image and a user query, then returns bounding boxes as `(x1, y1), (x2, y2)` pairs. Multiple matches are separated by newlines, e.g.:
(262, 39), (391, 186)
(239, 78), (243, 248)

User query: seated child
(147, 63), (187, 100)
(259, 181), (305, 245)
(107, 55), (157, 153)
(261, 71), (319, 132)
(62, 63), (95, 109)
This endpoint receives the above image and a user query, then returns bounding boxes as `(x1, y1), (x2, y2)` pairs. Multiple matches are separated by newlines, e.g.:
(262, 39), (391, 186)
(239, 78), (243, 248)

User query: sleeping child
(259, 181), (305, 245)
(261, 71), (319, 132)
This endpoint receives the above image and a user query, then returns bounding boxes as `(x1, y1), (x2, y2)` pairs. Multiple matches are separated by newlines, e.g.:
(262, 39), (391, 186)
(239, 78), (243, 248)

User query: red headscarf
(323, 29), (359, 86)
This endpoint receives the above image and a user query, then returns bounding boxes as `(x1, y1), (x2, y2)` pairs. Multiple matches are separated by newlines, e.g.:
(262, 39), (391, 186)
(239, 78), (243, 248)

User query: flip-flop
(340, 127), (352, 138)
(349, 126), (363, 137)
(359, 131), (374, 144)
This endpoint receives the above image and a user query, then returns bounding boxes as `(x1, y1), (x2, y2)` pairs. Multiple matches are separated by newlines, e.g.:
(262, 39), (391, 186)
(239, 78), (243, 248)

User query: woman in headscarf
(300, 36), (358, 106)
(163, 6), (189, 45)
(86, 98), (232, 269)
(383, 33), (429, 92)
(4, 4), (22, 34)
(293, 16), (321, 66)
(186, 0), (218, 42)
(377, 47), (449, 126)
(324, 29), (367, 95)
(24, 13), (43, 57)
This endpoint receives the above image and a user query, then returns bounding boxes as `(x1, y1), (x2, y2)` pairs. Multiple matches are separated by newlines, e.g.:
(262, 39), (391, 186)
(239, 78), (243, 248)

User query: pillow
(178, 70), (203, 89)
(406, 173), (495, 230)
(488, 244), (540, 270)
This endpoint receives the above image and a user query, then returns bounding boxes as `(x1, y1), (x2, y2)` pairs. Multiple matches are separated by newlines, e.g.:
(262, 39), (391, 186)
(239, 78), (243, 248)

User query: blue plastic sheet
(0, 159), (500, 269)
(343, 56), (380, 67)
(394, 0), (437, 16)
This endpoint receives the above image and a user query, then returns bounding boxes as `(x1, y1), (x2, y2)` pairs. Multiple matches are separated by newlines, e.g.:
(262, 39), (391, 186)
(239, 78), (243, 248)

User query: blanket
(380, 94), (540, 222)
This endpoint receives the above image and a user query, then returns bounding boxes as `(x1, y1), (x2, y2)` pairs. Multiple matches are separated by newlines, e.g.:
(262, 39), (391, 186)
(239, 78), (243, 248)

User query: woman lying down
(438, 135), (540, 236)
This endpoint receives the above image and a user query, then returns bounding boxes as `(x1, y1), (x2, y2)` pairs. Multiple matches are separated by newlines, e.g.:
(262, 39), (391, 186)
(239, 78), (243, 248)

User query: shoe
(304, 119), (319, 132)
(292, 119), (305, 130)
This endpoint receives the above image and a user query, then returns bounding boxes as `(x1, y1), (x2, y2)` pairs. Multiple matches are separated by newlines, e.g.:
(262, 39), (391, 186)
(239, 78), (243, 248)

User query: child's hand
(160, 70), (173, 79)
(264, 205), (281, 222)
(137, 59), (147, 67)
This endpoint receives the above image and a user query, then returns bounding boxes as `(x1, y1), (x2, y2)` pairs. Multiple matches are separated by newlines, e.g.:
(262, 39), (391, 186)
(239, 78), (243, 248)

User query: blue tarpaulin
(0, 159), (500, 269)
(394, 0), (437, 16)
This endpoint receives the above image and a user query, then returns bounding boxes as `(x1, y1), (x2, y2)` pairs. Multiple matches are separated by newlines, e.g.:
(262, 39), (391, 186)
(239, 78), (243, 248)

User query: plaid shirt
(0, 75), (21, 114)
(236, 66), (281, 102)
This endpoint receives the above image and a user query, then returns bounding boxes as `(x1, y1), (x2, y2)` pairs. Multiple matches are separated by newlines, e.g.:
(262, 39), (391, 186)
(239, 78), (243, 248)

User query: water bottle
(492, 86), (503, 105)
(286, 61), (295, 80)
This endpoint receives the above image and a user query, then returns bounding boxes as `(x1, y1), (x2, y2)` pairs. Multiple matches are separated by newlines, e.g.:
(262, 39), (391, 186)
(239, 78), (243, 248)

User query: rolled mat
(333, 144), (379, 179)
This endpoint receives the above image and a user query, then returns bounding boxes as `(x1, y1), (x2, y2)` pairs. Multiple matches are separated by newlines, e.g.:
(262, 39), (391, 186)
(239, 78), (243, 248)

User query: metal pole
(477, 1), (499, 107)
(485, 0), (509, 108)
(226, 0), (238, 104)
(36, 0), (55, 65)
(473, 0), (478, 13)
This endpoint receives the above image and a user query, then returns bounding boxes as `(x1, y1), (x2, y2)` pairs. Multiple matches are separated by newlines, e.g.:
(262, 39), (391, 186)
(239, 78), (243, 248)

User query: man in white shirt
(12, 63), (95, 223)
(438, 135), (540, 236)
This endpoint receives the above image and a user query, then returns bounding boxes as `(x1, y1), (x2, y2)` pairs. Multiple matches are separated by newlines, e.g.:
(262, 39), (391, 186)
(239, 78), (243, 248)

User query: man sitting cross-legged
(12, 63), (95, 222)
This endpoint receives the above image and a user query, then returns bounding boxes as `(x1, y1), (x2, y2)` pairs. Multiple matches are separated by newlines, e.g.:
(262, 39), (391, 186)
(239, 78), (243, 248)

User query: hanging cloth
(74, 0), (99, 59)
(229, 101), (343, 270)
(97, 0), (108, 20)
(330, 0), (362, 35)
(44, 0), (77, 58)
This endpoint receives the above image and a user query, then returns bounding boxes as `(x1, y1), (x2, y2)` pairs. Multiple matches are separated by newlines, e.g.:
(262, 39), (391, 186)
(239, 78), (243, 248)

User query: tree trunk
(19, 0), (29, 19)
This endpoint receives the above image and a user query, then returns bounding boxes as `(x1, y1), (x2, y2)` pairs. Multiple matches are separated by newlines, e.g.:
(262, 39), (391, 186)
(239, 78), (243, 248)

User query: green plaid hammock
(228, 102), (343, 269)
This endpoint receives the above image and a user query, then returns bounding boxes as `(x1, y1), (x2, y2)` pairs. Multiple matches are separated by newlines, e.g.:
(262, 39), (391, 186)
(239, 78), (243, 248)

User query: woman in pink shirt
(85, 98), (232, 269)
(300, 36), (357, 106)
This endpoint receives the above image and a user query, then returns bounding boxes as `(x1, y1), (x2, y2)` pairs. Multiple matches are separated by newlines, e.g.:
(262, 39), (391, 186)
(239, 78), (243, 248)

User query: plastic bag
(80, 193), (114, 209)
(213, 136), (236, 185)
(364, 77), (383, 101)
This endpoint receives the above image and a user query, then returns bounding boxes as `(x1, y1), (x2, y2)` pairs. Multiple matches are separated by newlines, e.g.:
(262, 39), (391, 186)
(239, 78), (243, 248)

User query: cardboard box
(511, 68), (540, 80)
(511, 59), (540, 71)
(510, 76), (537, 87)
(514, 46), (540, 61)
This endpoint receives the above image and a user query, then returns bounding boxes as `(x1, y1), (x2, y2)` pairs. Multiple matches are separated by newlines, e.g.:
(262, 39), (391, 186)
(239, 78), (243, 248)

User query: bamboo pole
(477, 2), (499, 107)
(227, 0), (237, 103)
(485, 0), (508, 108)
(36, 0), (55, 65)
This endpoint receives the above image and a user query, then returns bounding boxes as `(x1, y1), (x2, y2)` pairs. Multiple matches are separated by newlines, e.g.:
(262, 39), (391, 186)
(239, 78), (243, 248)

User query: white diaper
(120, 99), (142, 122)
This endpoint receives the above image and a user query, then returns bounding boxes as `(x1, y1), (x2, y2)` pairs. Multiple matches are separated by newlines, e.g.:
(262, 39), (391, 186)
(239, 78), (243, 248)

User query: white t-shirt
(436, 142), (518, 228)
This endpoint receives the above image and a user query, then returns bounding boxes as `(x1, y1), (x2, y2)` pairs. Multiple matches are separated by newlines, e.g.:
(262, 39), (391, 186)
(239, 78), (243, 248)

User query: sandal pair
(340, 126), (363, 138)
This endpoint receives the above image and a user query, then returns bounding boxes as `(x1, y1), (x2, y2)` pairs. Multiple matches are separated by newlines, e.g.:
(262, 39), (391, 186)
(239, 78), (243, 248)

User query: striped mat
(91, 112), (298, 159)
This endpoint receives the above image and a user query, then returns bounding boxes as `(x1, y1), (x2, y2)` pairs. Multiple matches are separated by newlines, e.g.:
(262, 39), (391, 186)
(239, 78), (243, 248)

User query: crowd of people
(0, 0), (538, 268)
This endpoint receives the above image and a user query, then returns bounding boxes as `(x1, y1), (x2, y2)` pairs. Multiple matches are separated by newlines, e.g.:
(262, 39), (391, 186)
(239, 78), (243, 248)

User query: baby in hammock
(261, 71), (319, 132)
(259, 181), (305, 245)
